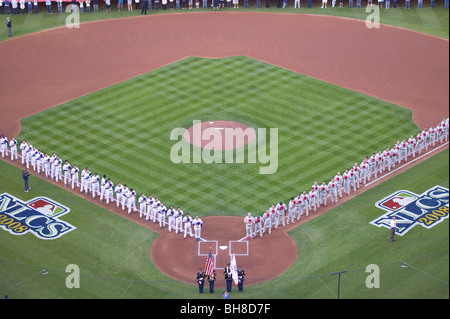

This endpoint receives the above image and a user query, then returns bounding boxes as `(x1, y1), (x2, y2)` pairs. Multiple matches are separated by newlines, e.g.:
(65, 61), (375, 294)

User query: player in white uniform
(121, 184), (130, 211)
(103, 179), (114, 205)
(352, 164), (360, 190)
(262, 210), (272, 235)
(138, 193), (147, 218)
(80, 167), (91, 195)
(0, 135), (8, 158)
(408, 135), (416, 158)
(158, 202), (167, 228)
(151, 198), (161, 224)
(288, 197), (296, 224)
(53, 156), (62, 182)
(70, 165), (79, 189)
(428, 127), (436, 148)
(328, 178), (338, 205)
(294, 194), (302, 221)
(114, 182), (123, 209)
(311, 182), (320, 209)
(90, 173), (100, 199)
(35, 150), (43, 175)
(319, 181), (328, 207)
(128, 188), (137, 214)
(175, 207), (184, 235)
(359, 157), (369, 185)
(62, 160), (71, 186)
(300, 191), (309, 217)
(268, 204), (276, 230)
(183, 212), (194, 238)
(253, 215), (263, 239)
(145, 195), (154, 222)
(276, 201), (287, 228)
(308, 187), (317, 212)
(193, 215), (203, 241)
(382, 147), (391, 172)
(9, 137), (18, 161)
(244, 212), (254, 239)
(334, 172), (343, 198)
(343, 169), (350, 196)
(167, 205), (176, 232)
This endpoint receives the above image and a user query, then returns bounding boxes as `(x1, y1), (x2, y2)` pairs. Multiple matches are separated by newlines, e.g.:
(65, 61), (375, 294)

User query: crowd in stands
(1, 118), (448, 241)
(0, 0), (447, 15)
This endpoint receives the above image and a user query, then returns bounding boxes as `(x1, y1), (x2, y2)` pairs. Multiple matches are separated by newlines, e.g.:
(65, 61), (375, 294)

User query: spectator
(45, 0), (51, 13)
(27, 0), (32, 13)
(0, 0), (3, 15)
(93, 0), (98, 12)
(135, 0), (140, 9)
(127, 0), (132, 9)
(11, 0), (18, 14)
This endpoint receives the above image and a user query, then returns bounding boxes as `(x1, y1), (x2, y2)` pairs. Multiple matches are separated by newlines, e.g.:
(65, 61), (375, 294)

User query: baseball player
(53, 156), (62, 183)
(9, 137), (18, 161)
(382, 147), (391, 172)
(103, 179), (114, 205)
(71, 165), (79, 190)
(90, 173), (100, 199)
(35, 150), (43, 175)
(399, 140), (408, 163)
(276, 202), (287, 228)
(128, 188), (137, 214)
(20, 140), (27, 165)
(319, 181), (328, 207)
(254, 215), (263, 239)
(349, 168), (357, 193)
(269, 204), (277, 230)
(263, 210), (272, 235)
(288, 197), (296, 224)
(183, 212), (194, 238)
(334, 172), (343, 198)
(151, 198), (161, 224)
(175, 207), (184, 235)
(294, 194), (302, 221)
(138, 193), (147, 218)
(157, 202), (167, 228)
(343, 169), (350, 196)
(308, 187), (317, 212)
(43, 153), (51, 179)
(352, 163), (360, 190)
(328, 178), (338, 205)
(167, 205), (176, 232)
(416, 131), (424, 155)
(428, 127), (436, 148)
(359, 157), (369, 185)
(49, 153), (57, 180)
(80, 167), (91, 195)
(301, 191), (309, 217)
(193, 215), (203, 241)
(114, 182), (123, 208)
(0, 135), (8, 158)
(100, 175), (107, 201)
(24, 143), (32, 169)
(311, 182), (320, 209)
(408, 134), (416, 158)
(62, 160), (71, 187)
(30, 147), (37, 171)
(145, 195), (154, 222)
(121, 184), (130, 211)
(244, 212), (254, 239)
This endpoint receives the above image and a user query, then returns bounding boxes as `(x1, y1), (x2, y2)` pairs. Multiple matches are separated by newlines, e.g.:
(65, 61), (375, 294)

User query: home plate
(219, 246), (228, 250)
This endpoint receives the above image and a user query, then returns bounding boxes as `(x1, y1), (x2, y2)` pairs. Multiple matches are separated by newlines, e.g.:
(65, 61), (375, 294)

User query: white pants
(194, 226), (201, 239)
(184, 224), (193, 238)
(294, 0), (300, 7)
(246, 225), (254, 238)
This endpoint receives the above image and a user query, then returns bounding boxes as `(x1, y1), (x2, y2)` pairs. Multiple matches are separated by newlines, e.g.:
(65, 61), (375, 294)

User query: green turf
(0, 148), (447, 299)
(0, 3), (448, 41)
(17, 55), (419, 217)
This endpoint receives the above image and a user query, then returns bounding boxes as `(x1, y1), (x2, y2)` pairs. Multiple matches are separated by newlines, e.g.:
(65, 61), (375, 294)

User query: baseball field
(0, 3), (449, 301)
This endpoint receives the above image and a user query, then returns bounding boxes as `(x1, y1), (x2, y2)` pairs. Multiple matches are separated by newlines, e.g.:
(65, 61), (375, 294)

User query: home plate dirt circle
(183, 121), (256, 150)
(150, 216), (297, 287)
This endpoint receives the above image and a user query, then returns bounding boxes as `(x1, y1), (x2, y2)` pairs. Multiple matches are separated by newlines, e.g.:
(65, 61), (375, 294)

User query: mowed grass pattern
(18, 56), (418, 216)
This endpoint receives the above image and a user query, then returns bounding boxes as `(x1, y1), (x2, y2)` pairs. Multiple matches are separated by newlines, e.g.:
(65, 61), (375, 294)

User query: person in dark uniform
(23, 168), (30, 192)
(6, 16), (11, 37)
(237, 266), (245, 292)
(208, 270), (216, 294)
(224, 263), (232, 292)
(196, 268), (205, 294)
(141, 0), (148, 13)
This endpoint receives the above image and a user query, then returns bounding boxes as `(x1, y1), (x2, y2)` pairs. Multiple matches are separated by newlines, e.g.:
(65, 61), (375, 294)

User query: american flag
(204, 248), (214, 277)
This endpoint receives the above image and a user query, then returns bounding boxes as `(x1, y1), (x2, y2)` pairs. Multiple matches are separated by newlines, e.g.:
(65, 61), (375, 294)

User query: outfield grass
(0, 148), (447, 299)
(17, 56), (419, 216)
(0, 3), (448, 41)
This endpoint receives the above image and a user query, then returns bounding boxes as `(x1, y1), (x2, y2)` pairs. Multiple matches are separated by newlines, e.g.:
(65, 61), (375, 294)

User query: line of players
(0, 137), (205, 241)
(243, 118), (449, 240)
(1, 118), (448, 240)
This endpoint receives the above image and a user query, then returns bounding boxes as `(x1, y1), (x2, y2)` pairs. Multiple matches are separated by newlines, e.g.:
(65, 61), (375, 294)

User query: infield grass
(17, 56), (419, 216)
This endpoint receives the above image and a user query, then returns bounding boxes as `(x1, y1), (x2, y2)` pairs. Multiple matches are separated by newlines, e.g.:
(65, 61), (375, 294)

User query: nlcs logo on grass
(0, 193), (76, 240)
(370, 186), (449, 236)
